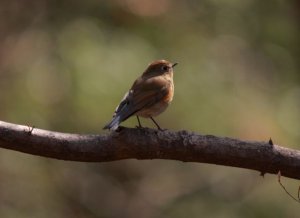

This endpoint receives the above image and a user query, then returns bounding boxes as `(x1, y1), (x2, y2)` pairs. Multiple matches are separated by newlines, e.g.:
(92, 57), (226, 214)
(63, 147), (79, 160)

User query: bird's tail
(103, 92), (136, 130)
(103, 115), (122, 131)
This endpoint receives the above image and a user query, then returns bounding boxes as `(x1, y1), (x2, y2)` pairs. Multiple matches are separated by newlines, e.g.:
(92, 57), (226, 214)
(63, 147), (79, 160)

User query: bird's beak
(172, 63), (178, 68)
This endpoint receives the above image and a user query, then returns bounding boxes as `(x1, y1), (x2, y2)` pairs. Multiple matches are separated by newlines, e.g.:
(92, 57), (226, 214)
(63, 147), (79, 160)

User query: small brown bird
(104, 60), (177, 131)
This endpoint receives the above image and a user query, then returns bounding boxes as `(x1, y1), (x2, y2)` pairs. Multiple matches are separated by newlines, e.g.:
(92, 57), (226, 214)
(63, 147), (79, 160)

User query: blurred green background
(1, 0), (300, 217)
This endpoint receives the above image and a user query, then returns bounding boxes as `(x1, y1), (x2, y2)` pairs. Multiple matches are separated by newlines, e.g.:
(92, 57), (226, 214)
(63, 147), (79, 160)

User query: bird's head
(142, 60), (177, 78)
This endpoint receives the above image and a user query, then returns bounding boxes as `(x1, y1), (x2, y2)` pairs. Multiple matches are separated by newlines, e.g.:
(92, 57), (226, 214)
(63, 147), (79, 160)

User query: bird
(103, 60), (177, 131)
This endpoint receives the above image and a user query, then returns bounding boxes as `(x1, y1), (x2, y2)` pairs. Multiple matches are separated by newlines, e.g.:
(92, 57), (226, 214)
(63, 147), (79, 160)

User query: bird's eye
(161, 65), (169, 71)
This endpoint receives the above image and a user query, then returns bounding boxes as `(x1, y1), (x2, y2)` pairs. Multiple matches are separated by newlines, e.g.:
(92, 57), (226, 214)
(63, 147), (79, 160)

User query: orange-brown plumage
(104, 60), (177, 130)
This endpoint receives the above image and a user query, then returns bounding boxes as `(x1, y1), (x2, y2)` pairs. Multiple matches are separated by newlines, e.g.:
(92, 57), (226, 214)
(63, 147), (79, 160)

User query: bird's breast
(163, 81), (174, 103)
(136, 79), (174, 118)
(136, 101), (169, 118)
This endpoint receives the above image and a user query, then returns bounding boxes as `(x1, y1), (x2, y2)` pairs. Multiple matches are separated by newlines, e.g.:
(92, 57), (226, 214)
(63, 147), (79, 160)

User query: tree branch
(0, 120), (299, 180)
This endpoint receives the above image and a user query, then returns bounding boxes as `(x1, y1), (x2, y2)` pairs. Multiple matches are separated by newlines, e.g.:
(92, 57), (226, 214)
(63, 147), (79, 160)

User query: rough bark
(0, 120), (299, 180)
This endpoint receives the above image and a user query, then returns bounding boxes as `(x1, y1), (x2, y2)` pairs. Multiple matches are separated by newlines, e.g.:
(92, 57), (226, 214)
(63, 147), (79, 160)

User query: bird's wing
(104, 77), (170, 130)
(103, 91), (132, 130)
(114, 91), (130, 115)
(115, 77), (170, 121)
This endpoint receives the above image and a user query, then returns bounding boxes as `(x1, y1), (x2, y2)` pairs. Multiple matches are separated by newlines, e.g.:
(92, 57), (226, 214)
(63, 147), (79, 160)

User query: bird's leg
(136, 116), (142, 128)
(150, 117), (163, 131)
